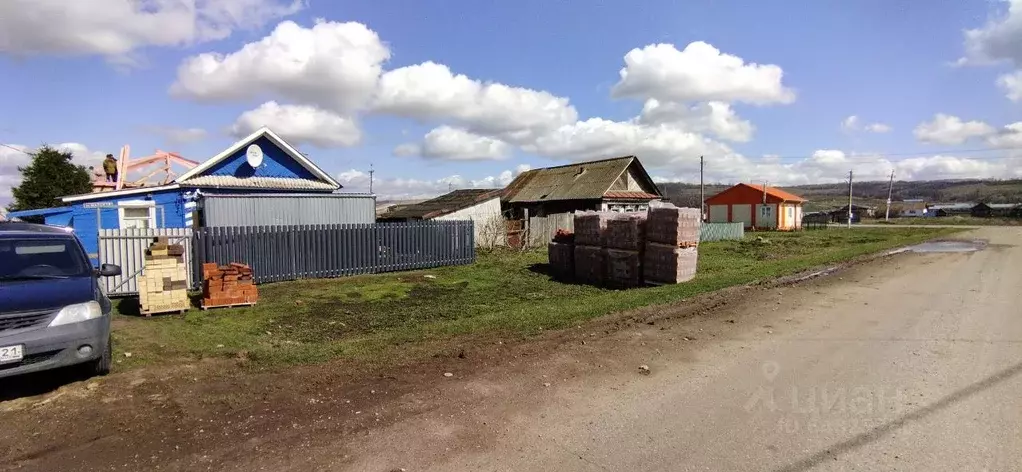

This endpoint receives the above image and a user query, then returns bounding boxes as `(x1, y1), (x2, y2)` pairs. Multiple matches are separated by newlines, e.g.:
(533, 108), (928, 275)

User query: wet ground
(906, 239), (986, 253)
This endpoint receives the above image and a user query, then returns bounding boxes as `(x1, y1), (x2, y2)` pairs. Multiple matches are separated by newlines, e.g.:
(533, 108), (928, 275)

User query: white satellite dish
(246, 144), (263, 168)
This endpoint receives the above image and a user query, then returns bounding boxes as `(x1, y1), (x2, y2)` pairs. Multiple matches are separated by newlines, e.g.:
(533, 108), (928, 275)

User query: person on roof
(102, 154), (118, 182)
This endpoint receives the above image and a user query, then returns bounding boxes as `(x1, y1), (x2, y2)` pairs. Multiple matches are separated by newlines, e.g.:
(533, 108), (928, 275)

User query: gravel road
(339, 227), (1022, 471)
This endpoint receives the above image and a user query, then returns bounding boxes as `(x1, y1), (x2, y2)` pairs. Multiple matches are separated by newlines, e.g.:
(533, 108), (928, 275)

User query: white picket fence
(98, 228), (194, 297)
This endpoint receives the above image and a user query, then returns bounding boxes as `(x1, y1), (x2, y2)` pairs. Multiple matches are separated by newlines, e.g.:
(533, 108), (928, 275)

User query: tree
(8, 145), (92, 213)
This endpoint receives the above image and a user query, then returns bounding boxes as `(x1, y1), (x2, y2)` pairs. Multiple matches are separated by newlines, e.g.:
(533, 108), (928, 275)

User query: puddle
(904, 240), (986, 253)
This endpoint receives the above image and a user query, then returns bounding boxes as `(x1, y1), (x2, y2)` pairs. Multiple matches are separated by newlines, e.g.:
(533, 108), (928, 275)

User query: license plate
(0, 345), (24, 364)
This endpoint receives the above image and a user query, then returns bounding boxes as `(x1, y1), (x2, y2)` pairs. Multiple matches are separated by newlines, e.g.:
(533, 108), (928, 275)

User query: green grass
(866, 216), (1021, 226)
(111, 227), (962, 369)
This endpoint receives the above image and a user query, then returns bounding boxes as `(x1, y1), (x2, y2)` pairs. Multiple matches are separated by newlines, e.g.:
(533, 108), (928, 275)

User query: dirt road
(335, 226), (1022, 471)
(2, 227), (1020, 471)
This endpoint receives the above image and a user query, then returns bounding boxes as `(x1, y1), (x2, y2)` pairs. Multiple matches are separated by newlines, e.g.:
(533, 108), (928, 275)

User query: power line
(0, 142), (29, 154)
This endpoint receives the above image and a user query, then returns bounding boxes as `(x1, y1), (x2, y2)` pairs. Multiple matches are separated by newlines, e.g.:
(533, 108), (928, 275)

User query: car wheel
(88, 338), (112, 376)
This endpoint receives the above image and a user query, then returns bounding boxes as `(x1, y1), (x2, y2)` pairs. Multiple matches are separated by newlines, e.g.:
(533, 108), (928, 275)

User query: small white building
(377, 189), (504, 246)
(898, 201), (928, 217)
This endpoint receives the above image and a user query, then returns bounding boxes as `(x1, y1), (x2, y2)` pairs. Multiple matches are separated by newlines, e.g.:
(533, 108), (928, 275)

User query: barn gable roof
(502, 156), (661, 203)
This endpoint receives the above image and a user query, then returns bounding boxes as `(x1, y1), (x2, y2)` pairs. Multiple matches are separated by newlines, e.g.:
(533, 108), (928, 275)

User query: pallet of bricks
(547, 229), (575, 280)
(572, 211), (613, 286)
(138, 237), (190, 316)
(201, 263), (258, 309)
(644, 204), (701, 285)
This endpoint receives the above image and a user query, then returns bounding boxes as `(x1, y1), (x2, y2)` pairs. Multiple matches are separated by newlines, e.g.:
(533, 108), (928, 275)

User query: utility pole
(368, 163), (375, 194)
(847, 170), (854, 228)
(885, 169), (895, 221)
(699, 156), (705, 219)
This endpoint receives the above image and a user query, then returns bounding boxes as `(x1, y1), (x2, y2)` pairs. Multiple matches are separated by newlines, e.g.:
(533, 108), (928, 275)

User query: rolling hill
(658, 179), (1022, 212)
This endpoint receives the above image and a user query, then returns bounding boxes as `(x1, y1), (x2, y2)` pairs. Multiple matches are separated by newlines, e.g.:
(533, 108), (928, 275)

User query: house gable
(201, 136), (316, 180)
(608, 161), (660, 194)
(175, 127), (340, 190)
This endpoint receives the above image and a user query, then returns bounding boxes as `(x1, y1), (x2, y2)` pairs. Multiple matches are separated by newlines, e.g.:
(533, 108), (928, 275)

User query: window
(118, 201), (156, 229)
(761, 206), (771, 216)
(0, 238), (89, 279)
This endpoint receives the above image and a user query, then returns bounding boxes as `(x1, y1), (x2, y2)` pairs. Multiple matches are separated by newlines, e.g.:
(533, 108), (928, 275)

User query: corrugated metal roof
(502, 156), (660, 203)
(604, 191), (660, 200)
(379, 189), (501, 220)
(741, 183), (806, 203)
(180, 175), (337, 190)
(988, 203), (1021, 209)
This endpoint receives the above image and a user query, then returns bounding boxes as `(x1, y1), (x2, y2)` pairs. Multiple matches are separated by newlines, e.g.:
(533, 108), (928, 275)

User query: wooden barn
(704, 183), (806, 230)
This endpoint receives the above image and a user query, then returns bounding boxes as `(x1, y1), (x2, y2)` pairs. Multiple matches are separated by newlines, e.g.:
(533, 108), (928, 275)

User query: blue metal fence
(192, 221), (475, 285)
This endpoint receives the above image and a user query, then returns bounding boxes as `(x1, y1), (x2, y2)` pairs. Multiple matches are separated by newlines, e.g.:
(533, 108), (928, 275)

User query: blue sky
(2, 0), (1022, 203)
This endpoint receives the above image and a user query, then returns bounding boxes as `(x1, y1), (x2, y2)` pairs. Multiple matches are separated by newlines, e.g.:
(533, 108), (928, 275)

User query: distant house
(829, 204), (875, 223)
(929, 202), (974, 217)
(501, 156), (662, 218)
(378, 189), (504, 245)
(972, 202), (1022, 218)
(896, 201), (928, 217)
(6, 127), (375, 262)
(704, 183), (806, 230)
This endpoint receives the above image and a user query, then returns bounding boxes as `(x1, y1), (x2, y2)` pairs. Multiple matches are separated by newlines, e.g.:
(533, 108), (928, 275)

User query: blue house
(9, 127), (374, 261)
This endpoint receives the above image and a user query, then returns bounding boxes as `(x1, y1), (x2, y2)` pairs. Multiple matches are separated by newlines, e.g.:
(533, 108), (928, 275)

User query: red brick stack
(201, 263), (258, 308)
(644, 205), (702, 284)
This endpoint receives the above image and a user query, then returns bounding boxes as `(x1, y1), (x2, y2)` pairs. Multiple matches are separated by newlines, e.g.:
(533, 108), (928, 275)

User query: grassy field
(111, 227), (962, 370)
(865, 216), (1021, 226)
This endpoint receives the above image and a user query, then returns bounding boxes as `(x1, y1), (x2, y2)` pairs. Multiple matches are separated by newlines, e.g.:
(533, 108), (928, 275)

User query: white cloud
(987, 122), (1022, 148)
(959, 0), (1022, 66)
(394, 126), (511, 161)
(864, 123), (892, 133)
(372, 61), (578, 143)
(913, 114), (995, 145)
(841, 115), (861, 132)
(998, 70), (1022, 102)
(638, 100), (754, 142)
(0, 0), (302, 64)
(523, 118), (734, 171)
(229, 101), (361, 148)
(842, 115), (891, 134)
(611, 42), (795, 105)
(145, 126), (208, 145)
(171, 20), (390, 112)
(336, 165), (529, 199)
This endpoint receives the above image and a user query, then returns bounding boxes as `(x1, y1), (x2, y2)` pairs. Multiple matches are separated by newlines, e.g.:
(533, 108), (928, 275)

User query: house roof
(379, 189), (501, 220)
(929, 203), (974, 210)
(705, 183), (806, 204)
(61, 127), (341, 203)
(175, 127), (340, 188)
(988, 203), (1021, 209)
(742, 183), (806, 203)
(502, 156), (661, 203)
(179, 175), (338, 191)
(896, 201), (927, 211)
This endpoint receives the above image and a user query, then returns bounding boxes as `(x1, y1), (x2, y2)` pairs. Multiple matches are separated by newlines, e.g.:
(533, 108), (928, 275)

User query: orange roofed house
(704, 183), (806, 230)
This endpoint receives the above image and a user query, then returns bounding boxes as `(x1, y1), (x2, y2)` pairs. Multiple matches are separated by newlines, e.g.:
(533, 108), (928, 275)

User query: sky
(2, 0), (1022, 205)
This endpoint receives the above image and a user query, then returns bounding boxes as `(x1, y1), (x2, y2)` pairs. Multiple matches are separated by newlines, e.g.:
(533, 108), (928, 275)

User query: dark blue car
(0, 222), (121, 379)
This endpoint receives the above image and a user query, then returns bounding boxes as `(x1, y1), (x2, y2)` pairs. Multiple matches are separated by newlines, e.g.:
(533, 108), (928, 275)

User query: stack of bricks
(138, 237), (189, 315)
(572, 212), (613, 285)
(547, 229), (575, 280)
(201, 263), (258, 308)
(604, 213), (647, 288)
(644, 205), (702, 284)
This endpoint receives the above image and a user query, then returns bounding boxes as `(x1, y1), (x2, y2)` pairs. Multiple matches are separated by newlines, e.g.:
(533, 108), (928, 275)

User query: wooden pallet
(140, 306), (189, 317)
(200, 301), (257, 310)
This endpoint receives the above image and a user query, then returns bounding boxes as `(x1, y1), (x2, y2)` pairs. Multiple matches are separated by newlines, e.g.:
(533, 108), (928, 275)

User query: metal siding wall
(98, 228), (193, 297)
(192, 221), (473, 285)
(203, 195), (375, 227)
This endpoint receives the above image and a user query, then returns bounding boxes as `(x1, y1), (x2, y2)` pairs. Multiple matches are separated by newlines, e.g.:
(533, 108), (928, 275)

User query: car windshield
(0, 238), (90, 280)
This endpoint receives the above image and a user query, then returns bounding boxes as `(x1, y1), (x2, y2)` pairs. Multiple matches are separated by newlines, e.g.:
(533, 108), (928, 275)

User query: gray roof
(379, 189), (501, 220)
(502, 156), (660, 203)
(180, 175), (337, 191)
